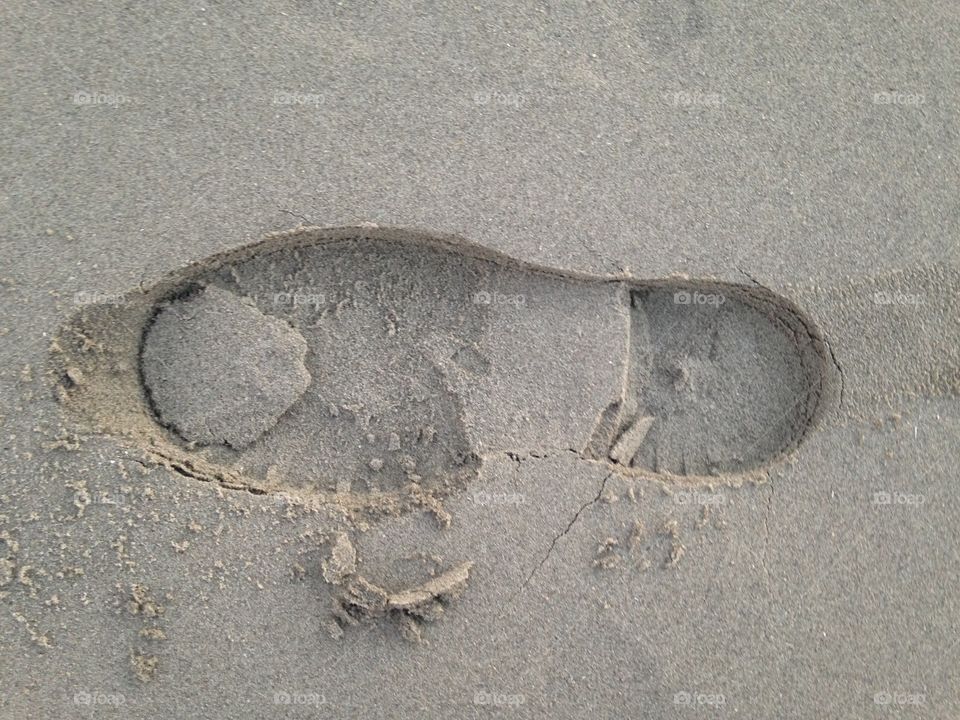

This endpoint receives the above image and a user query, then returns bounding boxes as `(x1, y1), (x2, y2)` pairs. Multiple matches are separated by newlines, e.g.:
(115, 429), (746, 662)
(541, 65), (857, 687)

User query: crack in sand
(278, 207), (311, 225)
(514, 471), (613, 598)
(736, 266), (764, 289)
(825, 339), (846, 410)
(490, 448), (594, 466)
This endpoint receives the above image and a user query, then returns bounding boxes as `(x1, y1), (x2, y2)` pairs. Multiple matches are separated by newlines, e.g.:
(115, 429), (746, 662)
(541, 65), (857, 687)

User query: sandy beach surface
(2, 3), (958, 718)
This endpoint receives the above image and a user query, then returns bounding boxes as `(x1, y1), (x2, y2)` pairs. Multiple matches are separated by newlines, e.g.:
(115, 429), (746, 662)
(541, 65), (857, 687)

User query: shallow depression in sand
(54, 227), (835, 517)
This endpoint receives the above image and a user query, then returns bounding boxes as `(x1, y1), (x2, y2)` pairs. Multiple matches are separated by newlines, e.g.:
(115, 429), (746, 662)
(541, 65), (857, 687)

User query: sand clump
(323, 534), (473, 643)
(125, 584), (168, 681)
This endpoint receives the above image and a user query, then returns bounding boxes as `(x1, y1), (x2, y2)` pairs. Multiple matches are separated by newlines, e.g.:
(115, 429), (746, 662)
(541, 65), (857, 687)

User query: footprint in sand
(53, 225), (843, 518)
(51, 226), (960, 641)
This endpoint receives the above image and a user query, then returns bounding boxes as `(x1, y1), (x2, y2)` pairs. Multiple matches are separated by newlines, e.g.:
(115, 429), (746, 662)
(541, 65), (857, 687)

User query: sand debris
(609, 414), (655, 466)
(324, 534), (473, 642)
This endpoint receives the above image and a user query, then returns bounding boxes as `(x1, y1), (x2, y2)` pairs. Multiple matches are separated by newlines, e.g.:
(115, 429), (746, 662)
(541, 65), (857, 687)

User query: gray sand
(2, 2), (959, 719)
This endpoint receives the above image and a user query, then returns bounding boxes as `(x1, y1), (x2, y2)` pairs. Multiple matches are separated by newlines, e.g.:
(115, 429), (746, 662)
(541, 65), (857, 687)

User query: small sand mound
(140, 285), (311, 449)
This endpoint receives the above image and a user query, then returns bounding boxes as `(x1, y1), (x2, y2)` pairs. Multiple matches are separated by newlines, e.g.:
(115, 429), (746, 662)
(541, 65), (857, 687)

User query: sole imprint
(589, 284), (830, 477)
(53, 226), (836, 518)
